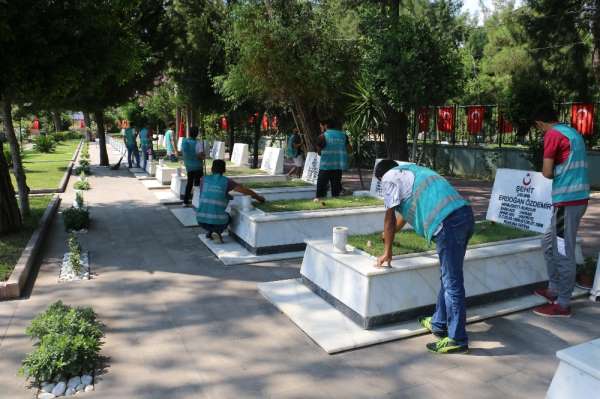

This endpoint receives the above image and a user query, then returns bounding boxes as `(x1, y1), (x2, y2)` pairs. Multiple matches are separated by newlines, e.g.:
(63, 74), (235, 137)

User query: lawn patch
(348, 221), (538, 257)
(0, 195), (52, 281)
(245, 179), (312, 189)
(256, 195), (382, 213)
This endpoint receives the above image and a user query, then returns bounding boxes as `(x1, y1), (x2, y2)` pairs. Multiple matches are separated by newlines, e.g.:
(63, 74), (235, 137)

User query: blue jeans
(141, 145), (149, 170)
(430, 205), (474, 346)
(127, 146), (140, 168)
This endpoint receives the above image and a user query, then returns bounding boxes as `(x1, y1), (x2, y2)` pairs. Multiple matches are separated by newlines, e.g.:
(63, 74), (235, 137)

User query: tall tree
(0, 139), (21, 233)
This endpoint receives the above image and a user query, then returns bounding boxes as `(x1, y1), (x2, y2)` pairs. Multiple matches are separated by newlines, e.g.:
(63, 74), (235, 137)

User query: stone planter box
(229, 174), (288, 184)
(229, 205), (386, 255)
(145, 160), (157, 176)
(155, 165), (178, 185)
(300, 236), (584, 329)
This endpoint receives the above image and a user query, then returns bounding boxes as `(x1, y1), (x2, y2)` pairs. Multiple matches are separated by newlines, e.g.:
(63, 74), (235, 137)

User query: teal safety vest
(182, 138), (202, 171)
(551, 124), (590, 204)
(394, 164), (469, 243)
(139, 128), (150, 148)
(196, 175), (230, 225)
(286, 134), (299, 158)
(124, 128), (137, 149)
(319, 129), (349, 171)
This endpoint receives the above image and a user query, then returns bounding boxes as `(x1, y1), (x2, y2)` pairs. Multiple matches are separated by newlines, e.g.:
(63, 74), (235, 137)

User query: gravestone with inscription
(210, 141), (225, 160)
(260, 147), (284, 175)
(486, 168), (553, 233)
(301, 152), (320, 185)
(368, 159), (413, 198)
(231, 143), (249, 166)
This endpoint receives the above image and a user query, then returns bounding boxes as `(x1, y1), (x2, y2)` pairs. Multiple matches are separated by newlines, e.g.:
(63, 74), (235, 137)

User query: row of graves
(107, 137), (600, 396)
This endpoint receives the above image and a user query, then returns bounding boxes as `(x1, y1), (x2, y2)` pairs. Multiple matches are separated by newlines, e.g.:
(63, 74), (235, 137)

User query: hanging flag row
(218, 114), (279, 131)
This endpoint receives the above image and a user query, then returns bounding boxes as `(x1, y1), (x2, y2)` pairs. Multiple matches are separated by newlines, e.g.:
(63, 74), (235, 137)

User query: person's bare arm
(542, 158), (554, 179)
(376, 209), (401, 268)
(233, 185), (266, 203)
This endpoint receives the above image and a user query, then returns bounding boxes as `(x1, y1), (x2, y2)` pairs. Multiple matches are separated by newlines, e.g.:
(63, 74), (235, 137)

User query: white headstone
(486, 168), (553, 233)
(210, 140), (225, 160)
(369, 159), (412, 198)
(231, 143), (249, 166)
(302, 152), (320, 185)
(177, 136), (183, 152)
(260, 147), (283, 175)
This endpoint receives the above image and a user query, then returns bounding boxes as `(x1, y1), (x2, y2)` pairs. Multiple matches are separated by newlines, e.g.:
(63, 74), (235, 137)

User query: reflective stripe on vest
(396, 165), (468, 243)
(196, 175), (229, 225)
(550, 124), (590, 204)
(182, 138), (202, 171)
(319, 130), (348, 170)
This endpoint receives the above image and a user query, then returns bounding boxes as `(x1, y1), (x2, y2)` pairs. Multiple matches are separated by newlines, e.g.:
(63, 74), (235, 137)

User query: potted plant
(576, 257), (598, 289)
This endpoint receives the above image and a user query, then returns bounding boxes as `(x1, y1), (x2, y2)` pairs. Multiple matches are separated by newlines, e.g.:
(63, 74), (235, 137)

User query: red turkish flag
(261, 114), (269, 130)
(498, 114), (513, 134)
(271, 116), (278, 129)
(178, 119), (185, 137)
(417, 108), (429, 132)
(571, 103), (594, 136)
(80, 120), (85, 129)
(32, 118), (40, 130)
(219, 116), (228, 130)
(437, 107), (454, 133)
(467, 106), (485, 134)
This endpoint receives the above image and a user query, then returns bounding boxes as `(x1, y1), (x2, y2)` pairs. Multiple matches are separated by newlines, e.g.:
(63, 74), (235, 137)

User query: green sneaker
(426, 337), (468, 354)
(418, 316), (447, 338)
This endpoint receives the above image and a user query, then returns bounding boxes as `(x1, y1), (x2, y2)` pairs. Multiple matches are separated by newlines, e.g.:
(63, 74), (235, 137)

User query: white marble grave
(171, 208), (198, 227)
(210, 141), (225, 160)
(547, 338), (600, 399)
(142, 179), (168, 190)
(231, 143), (249, 166)
(192, 185), (314, 209)
(298, 236), (583, 328)
(302, 152), (320, 185)
(260, 147), (284, 175)
(145, 160), (157, 176)
(153, 190), (182, 205)
(230, 204), (385, 255)
(155, 165), (178, 185)
(170, 174), (187, 200)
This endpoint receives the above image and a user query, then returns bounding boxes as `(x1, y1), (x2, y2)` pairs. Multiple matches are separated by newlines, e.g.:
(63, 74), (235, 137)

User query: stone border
(0, 194), (61, 299)
(30, 139), (84, 194)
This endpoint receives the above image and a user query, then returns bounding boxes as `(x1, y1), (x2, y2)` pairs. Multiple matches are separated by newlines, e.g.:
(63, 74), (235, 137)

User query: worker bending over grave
(532, 103), (589, 318)
(196, 160), (266, 243)
(374, 160), (473, 354)
(182, 126), (205, 207)
(314, 117), (351, 201)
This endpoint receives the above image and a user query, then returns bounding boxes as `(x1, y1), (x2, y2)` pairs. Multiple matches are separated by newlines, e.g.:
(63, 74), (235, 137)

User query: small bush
(3, 148), (12, 167)
(53, 132), (66, 142)
(33, 135), (56, 153)
(63, 207), (90, 231)
(20, 301), (104, 383)
(64, 131), (83, 140)
(68, 233), (82, 275)
(74, 177), (90, 190)
(75, 191), (84, 208)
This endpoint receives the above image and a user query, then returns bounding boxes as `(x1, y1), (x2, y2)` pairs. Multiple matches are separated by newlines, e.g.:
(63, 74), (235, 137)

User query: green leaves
(33, 135), (56, 154)
(20, 301), (104, 383)
(63, 207), (90, 231)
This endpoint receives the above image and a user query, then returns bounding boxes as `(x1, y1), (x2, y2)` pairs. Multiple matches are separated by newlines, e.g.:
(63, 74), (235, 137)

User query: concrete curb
(0, 194), (61, 300)
(30, 139), (84, 194)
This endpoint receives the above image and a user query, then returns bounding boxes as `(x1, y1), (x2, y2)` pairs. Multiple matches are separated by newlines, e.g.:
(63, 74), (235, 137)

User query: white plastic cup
(333, 226), (349, 253)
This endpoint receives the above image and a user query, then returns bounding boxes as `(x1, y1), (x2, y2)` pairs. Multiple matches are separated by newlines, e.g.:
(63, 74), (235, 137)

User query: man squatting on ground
(314, 117), (352, 201)
(196, 160), (266, 243)
(181, 126), (205, 206)
(532, 103), (590, 318)
(375, 160), (474, 354)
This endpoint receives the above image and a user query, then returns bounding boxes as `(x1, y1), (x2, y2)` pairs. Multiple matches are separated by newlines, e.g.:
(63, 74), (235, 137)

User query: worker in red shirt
(532, 103), (589, 318)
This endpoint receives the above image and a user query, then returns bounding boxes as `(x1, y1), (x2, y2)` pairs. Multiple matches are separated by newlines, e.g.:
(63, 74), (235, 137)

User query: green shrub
(63, 207), (90, 231)
(64, 131), (83, 140)
(68, 233), (82, 275)
(33, 135), (56, 153)
(3, 148), (12, 167)
(74, 173), (90, 190)
(20, 301), (104, 383)
(75, 191), (84, 209)
(53, 132), (66, 142)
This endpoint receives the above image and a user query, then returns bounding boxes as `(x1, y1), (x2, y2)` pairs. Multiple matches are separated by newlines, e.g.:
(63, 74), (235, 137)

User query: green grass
(256, 195), (382, 213)
(10, 139), (80, 190)
(348, 221), (538, 257)
(0, 196), (52, 281)
(246, 179), (312, 189)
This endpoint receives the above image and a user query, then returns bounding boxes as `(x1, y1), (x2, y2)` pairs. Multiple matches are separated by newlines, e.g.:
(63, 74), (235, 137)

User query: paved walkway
(0, 143), (599, 399)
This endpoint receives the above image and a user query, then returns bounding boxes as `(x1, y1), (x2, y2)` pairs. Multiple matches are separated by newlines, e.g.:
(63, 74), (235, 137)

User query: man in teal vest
(139, 125), (152, 171)
(124, 127), (140, 168)
(182, 126), (204, 206)
(375, 160), (473, 354)
(164, 122), (177, 161)
(286, 128), (304, 178)
(532, 103), (589, 318)
(315, 117), (351, 200)
(197, 159), (266, 243)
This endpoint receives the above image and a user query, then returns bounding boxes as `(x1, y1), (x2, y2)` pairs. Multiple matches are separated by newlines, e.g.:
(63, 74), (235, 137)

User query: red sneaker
(534, 288), (557, 303)
(533, 303), (571, 318)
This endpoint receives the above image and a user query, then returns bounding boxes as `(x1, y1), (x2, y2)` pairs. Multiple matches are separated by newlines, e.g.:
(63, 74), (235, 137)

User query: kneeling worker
(196, 159), (266, 242)
(375, 160), (474, 354)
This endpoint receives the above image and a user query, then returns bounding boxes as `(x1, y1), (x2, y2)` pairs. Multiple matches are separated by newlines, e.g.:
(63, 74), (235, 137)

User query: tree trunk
(292, 98), (318, 152)
(52, 111), (62, 132)
(383, 105), (401, 160)
(83, 112), (93, 141)
(228, 117), (235, 161)
(252, 114), (261, 168)
(2, 100), (30, 217)
(0, 141), (22, 233)
(94, 109), (109, 166)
